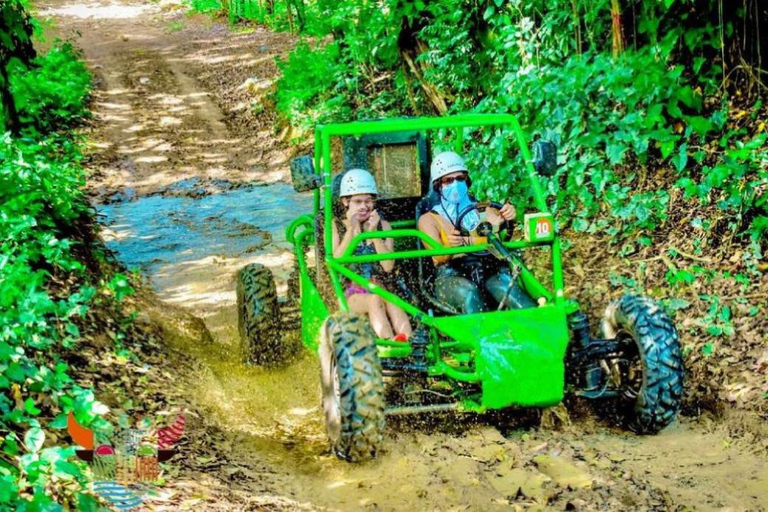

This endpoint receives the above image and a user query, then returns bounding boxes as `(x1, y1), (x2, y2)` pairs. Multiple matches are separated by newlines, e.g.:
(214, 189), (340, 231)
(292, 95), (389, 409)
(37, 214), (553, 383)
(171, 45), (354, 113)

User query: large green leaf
(684, 115), (714, 137)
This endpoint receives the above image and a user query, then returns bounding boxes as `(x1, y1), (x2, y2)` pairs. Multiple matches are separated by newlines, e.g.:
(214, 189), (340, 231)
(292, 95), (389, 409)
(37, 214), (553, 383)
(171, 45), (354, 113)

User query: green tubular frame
(316, 114), (564, 315)
(287, 114), (573, 395)
(286, 215), (314, 246)
(331, 229), (556, 316)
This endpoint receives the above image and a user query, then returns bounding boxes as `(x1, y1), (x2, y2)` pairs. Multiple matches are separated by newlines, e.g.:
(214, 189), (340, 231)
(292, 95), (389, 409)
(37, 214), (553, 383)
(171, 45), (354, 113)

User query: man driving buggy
(417, 151), (535, 314)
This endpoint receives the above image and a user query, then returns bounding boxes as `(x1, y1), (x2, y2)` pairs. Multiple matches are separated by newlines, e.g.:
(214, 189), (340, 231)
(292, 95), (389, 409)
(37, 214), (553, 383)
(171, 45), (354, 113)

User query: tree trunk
(286, 0), (294, 32)
(0, 0), (37, 134)
(401, 47), (448, 114)
(571, 0), (582, 55)
(611, 0), (624, 57)
(0, 63), (21, 135)
(290, 0), (305, 31)
(396, 4), (449, 114)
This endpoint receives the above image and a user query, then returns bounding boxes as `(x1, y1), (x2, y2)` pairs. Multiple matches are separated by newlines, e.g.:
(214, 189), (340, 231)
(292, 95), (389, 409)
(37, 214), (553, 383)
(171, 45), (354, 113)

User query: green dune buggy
(236, 114), (684, 462)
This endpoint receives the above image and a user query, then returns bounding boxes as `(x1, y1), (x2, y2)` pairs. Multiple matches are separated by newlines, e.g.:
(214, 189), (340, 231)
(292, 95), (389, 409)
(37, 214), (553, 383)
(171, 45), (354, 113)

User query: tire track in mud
(41, 0), (768, 510)
(89, 42), (248, 200)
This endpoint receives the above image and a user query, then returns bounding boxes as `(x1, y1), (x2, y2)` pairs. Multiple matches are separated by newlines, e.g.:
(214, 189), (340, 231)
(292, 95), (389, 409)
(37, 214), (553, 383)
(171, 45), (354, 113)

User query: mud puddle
(98, 179), (311, 303)
(98, 177), (323, 446)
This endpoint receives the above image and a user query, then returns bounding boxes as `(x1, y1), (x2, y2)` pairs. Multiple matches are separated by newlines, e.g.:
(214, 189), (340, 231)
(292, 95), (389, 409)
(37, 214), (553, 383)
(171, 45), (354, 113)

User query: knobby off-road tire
(236, 263), (286, 366)
(602, 294), (684, 434)
(319, 313), (386, 462)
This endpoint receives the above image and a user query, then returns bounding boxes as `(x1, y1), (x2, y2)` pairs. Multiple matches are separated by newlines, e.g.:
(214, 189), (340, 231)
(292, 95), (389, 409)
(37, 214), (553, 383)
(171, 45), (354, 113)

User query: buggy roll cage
(286, 114), (568, 327)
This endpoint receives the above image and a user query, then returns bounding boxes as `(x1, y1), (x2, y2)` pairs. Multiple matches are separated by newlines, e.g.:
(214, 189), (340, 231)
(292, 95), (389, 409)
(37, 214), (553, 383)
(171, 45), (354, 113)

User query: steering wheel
(453, 202), (525, 306)
(454, 201), (514, 240)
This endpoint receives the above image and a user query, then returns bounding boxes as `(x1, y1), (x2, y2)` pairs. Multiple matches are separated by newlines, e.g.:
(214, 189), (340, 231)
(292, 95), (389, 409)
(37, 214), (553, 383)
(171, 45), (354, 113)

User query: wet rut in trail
(99, 180), (308, 303)
(43, 0), (768, 509)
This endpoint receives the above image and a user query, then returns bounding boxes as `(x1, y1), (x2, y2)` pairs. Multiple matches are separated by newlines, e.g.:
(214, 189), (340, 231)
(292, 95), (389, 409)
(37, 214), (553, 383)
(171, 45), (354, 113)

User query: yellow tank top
(426, 212), (487, 265)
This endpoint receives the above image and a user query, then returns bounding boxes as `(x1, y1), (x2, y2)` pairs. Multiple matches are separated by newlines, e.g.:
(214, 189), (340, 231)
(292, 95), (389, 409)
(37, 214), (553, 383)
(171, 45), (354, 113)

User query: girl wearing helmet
(417, 151), (534, 314)
(332, 168), (412, 341)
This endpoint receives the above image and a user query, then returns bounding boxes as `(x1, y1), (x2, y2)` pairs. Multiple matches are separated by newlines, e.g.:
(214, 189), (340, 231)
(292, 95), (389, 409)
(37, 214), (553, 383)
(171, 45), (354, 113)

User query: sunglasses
(440, 174), (468, 186)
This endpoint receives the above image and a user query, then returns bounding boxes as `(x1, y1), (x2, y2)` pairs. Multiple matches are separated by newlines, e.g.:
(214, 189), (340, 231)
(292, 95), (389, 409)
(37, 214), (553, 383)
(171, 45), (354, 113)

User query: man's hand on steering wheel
(447, 229), (466, 247)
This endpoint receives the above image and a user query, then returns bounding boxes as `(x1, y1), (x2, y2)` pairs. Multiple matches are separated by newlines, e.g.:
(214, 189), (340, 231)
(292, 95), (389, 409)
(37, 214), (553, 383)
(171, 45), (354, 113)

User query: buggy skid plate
(431, 305), (569, 409)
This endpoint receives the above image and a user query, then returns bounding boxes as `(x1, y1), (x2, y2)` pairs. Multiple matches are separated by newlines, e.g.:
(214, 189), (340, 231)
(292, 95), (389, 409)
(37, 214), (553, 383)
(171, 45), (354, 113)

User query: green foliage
(274, 40), (349, 130)
(676, 132), (768, 241)
(188, 0), (222, 13)
(474, 50), (695, 231)
(265, 0), (767, 248)
(2, 42), (91, 134)
(695, 295), (735, 337)
(106, 273), (135, 302)
(0, 134), (101, 510)
(0, 21), (122, 509)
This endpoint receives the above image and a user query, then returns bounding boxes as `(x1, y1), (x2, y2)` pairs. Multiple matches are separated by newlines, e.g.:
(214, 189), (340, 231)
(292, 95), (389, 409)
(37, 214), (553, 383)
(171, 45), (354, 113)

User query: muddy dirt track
(40, 0), (768, 510)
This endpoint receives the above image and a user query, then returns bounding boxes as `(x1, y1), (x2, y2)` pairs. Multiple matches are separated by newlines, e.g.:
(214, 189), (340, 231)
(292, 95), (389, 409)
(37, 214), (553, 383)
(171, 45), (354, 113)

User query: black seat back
(416, 191), (440, 220)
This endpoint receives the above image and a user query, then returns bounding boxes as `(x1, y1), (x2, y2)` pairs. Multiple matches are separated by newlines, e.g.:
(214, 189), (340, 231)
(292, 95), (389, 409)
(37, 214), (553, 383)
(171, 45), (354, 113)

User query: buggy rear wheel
(320, 313), (385, 461)
(236, 263), (287, 366)
(602, 294), (684, 433)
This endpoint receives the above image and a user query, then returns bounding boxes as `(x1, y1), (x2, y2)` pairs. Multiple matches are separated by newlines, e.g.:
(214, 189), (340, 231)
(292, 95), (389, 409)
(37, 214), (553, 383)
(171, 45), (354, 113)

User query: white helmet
(339, 168), (378, 197)
(430, 151), (468, 184)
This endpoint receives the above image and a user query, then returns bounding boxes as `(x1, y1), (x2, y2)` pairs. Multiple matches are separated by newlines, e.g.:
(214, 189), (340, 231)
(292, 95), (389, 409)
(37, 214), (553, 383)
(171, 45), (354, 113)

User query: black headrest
(416, 191), (440, 220)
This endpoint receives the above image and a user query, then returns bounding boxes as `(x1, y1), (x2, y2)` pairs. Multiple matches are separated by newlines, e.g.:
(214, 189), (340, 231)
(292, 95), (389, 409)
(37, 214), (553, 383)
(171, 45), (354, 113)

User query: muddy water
(99, 180), (310, 298)
(99, 181), (323, 437)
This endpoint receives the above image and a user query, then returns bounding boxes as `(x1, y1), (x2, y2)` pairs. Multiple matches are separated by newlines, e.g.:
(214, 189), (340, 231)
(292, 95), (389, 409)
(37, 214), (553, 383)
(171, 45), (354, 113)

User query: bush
(0, 35), (113, 509)
(274, 40), (351, 130)
(4, 42), (92, 134)
(469, 51), (696, 228)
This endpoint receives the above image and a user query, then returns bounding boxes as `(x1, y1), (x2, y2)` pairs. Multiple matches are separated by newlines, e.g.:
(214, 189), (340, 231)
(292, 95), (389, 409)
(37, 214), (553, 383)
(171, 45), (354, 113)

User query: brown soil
(39, 0), (768, 510)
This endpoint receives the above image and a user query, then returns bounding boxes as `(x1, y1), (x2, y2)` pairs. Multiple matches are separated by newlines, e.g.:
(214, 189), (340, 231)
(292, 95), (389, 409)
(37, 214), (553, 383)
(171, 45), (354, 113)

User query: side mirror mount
(291, 155), (321, 192)
(532, 140), (558, 177)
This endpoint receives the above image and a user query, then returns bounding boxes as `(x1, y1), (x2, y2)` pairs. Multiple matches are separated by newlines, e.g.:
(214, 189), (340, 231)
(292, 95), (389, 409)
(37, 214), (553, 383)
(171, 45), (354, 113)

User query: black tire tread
(323, 313), (385, 461)
(236, 263), (285, 366)
(603, 294), (684, 434)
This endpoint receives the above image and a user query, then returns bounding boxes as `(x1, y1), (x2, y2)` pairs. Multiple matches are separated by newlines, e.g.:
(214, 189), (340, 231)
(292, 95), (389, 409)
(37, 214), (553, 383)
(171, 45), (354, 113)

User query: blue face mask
(437, 180), (479, 231)
(441, 180), (469, 204)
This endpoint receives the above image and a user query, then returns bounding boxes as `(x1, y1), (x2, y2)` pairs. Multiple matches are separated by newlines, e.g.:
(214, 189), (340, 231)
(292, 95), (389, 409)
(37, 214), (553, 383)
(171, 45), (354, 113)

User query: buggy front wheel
(602, 294), (684, 434)
(319, 313), (386, 461)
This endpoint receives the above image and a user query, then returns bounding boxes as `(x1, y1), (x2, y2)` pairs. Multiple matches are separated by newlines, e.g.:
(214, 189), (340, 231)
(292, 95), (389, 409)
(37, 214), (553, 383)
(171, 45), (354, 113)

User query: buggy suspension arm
(570, 339), (623, 368)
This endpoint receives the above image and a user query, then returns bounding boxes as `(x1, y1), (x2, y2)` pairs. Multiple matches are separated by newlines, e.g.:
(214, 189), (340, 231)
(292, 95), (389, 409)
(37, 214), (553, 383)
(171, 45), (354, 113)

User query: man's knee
(487, 273), (535, 309)
(486, 272), (510, 293)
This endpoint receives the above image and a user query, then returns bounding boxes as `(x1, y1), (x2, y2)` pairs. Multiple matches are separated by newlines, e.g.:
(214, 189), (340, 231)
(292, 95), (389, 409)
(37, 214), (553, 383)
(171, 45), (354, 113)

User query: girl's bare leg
(386, 302), (412, 337)
(348, 294), (394, 339)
